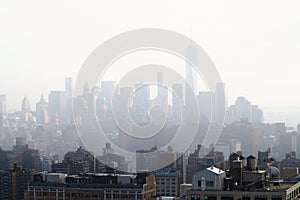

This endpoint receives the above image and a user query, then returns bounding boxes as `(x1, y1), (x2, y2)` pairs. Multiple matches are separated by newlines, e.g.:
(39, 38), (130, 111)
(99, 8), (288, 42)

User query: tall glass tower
(185, 45), (197, 107)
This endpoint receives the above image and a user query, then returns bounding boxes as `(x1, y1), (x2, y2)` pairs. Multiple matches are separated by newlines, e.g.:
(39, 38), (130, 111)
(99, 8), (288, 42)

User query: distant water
(262, 106), (300, 129)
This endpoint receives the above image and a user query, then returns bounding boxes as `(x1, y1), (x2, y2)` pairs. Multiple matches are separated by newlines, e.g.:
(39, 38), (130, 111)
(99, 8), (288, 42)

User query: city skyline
(1, 77), (298, 128)
(1, 2), (300, 199)
(1, 1), (300, 112)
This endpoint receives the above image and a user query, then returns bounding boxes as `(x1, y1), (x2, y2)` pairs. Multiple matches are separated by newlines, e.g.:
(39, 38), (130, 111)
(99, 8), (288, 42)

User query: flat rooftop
(267, 181), (298, 192)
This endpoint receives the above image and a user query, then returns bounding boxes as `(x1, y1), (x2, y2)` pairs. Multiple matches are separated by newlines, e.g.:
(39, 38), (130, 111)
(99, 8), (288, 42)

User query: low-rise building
(192, 166), (226, 191)
(25, 172), (158, 200)
(188, 181), (300, 200)
(153, 168), (181, 197)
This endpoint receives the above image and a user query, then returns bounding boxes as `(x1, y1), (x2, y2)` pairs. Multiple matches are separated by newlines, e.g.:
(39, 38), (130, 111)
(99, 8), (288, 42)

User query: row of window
(30, 192), (139, 199)
(156, 178), (176, 181)
(191, 194), (283, 200)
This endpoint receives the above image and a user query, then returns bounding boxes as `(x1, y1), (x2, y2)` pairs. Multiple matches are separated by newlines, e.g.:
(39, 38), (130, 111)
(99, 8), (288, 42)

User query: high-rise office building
(197, 91), (214, 123)
(185, 45), (197, 109)
(100, 81), (116, 118)
(297, 124), (300, 159)
(226, 97), (263, 124)
(65, 77), (73, 118)
(134, 83), (150, 109)
(116, 87), (133, 120)
(215, 82), (226, 124)
(35, 94), (49, 124)
(157, 72), (168, 109)
(21, 95), (31, 122)
(185, 45), (197, 97)
(0, 95), (7, 142)
(48, 91), (68, 124)
(65, 77), (73, 98)
(172, 84), (183, 121)
(236, 96), (251, 121)
(251, 105), (263, 124)
(101, 81), (116, 105)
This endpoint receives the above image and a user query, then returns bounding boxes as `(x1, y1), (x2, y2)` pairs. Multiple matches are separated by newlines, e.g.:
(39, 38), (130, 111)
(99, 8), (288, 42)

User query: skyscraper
(215, 82), (226, 124)
(48, 91), (68, 124)
(185, 45), (197, 98)
(172, 84), (183, 121)
(134, 83), (150, 109)
(157, 72), (168, 109)
(0, 95), (7, 142)
(65, 77), (73, 98)
(117, 87), (133, 119)
(235, 96), (251, 122)
(35, 95), (49, 124)
(101, 81), (116, 104)
(21, 95), (31, 122)
(65, 77), (73, 119)
(197, 91), (214, 123)
(185, 45), (199, 122)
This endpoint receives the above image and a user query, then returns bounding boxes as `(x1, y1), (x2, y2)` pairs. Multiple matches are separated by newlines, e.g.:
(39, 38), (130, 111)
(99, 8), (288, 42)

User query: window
(206, 181), (214, 187)
(272, 195), (282, 200)
(191, 194), (200, 200)
(255, 195), (267, 200)
(242, 195), (250, 200)
(198, 180), (202, 187)
(204, 194), (217, 200)
(221, 195), (234, 200)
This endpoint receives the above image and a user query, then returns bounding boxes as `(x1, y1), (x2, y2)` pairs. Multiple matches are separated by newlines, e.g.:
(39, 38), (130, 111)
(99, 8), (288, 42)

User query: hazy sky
(1, 1), (300, 113)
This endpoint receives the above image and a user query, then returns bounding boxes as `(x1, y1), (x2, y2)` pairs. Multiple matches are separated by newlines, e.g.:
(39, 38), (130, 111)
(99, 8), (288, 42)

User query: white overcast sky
(0, 1), (300, 112)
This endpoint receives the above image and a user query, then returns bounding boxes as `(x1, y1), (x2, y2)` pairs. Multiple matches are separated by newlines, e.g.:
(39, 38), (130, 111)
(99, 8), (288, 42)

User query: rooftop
(267, 181), (299, 192)
(206, 166), (225, 175)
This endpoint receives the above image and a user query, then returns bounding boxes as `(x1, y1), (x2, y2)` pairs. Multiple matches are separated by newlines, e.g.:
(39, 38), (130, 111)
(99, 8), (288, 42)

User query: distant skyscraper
(172, 84), (183, 121)
(21, 95), (31, 122)
(100, 81), (116, 119)
(185, 45), (197, 97)
(291, 131), (297, 153)
(36, 95), (49, 124)
(235, 96), (251, 122)
(86, 93), (97, 117)
(157, 72), (168, 109)
(0, 95), (7, 142)
(251, 105), (263, 124)
(65, 77), (73, 119)
(185, 45), (197, 109)
(65, 77), (73, 98)
(101, 81), (116, 106)
(215, 82), (226, 124)
(117, 87), (133, 119)
(226, 105), (237, 124)
(297, 124), (300, 159)
(279, 133), (293, 160)
(134, 83), (150, 109)
(197, 91), (214, 123)
(21, 95), (31, 113)
(225, 97), (263, 124)
(48, 91), (68, 124)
